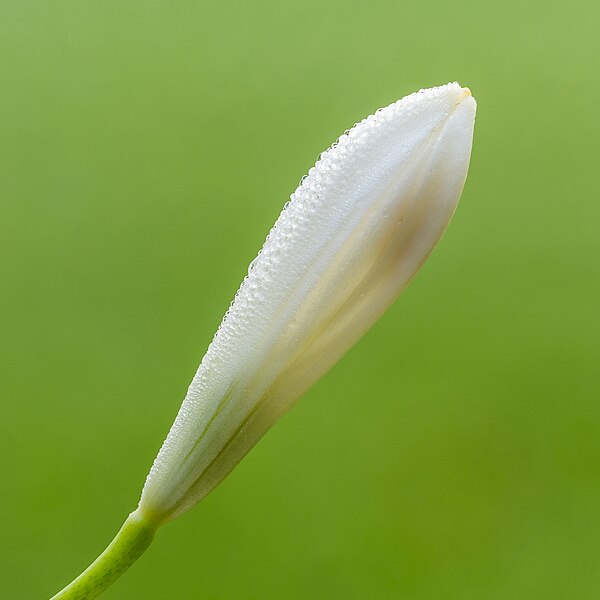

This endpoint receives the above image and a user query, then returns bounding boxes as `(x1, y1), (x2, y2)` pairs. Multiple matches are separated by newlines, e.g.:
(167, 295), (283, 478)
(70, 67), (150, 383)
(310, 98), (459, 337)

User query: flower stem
(50, 509), (158, 600)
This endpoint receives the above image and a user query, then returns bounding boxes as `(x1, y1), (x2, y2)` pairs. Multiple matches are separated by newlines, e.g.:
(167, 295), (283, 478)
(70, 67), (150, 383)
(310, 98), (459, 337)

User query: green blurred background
(1, 1), (599, 598)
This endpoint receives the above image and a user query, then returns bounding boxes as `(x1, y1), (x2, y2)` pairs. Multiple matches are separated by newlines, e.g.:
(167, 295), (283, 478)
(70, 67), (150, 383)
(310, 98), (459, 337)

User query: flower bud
(139, 82), (476, 523)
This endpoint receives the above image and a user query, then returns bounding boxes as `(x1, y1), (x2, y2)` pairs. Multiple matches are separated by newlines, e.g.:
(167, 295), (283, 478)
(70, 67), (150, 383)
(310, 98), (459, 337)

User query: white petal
(140, 82), (476, 522)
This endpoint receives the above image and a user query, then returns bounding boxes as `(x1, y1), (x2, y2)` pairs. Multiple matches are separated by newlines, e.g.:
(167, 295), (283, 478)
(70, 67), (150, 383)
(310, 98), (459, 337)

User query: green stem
(50, 509), (158, 600)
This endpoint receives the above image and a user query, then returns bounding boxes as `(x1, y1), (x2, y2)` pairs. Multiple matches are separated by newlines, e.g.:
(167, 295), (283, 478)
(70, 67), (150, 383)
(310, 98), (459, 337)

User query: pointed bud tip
(413, 82), (476, 114)
(455, 84), (477, 110)
(446, 82), (475, 102)
(442, 82), (477, 117)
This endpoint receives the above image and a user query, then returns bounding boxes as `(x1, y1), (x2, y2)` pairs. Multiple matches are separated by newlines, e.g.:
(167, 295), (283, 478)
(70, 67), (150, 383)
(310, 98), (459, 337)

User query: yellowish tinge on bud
(139, 82), (476, 524)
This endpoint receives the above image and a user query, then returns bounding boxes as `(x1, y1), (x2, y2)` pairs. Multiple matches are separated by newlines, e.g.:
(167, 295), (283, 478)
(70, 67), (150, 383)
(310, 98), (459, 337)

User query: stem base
(50, 509), (157, 600)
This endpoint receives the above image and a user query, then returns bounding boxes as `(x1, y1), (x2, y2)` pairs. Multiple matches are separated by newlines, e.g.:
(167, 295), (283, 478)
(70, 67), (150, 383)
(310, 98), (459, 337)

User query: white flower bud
(139, 82), (476, 523)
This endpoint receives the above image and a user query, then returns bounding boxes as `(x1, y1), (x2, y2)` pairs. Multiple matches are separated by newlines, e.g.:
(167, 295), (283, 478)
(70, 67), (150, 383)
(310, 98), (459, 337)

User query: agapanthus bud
(139, 82), (476, 524)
